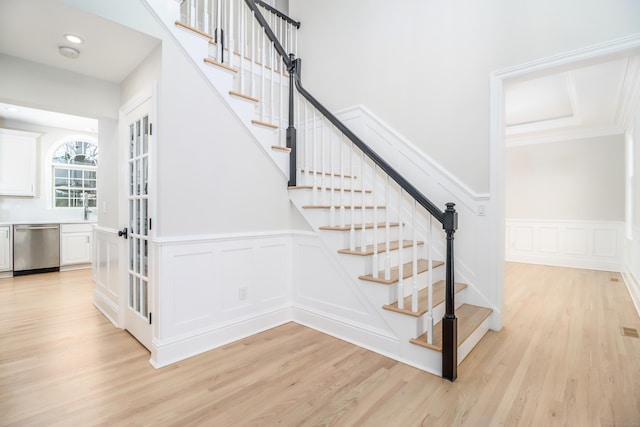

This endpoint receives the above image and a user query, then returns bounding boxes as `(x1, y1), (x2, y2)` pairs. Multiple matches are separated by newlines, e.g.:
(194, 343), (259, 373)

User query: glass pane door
(128, 115), (150, 322)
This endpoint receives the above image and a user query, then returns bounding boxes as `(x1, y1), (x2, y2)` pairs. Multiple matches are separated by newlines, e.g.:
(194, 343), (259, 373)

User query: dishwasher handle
(14, 225), (60, 231)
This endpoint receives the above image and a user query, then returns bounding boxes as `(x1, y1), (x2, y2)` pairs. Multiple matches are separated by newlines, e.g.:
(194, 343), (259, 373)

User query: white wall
(506, 135), (625, 221)
(0, 119), (97, 223)
(288, 0), (640, 194)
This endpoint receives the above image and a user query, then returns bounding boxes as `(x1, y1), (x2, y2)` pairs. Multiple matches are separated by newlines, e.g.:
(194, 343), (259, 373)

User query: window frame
(49, 137), (98, 210)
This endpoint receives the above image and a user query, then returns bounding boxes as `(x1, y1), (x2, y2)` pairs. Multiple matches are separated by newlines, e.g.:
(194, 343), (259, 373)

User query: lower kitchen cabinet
(0, 226), (10, 271)
(60, 223), (93, 267)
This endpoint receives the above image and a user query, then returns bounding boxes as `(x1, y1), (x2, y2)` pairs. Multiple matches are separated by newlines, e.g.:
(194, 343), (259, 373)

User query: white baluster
(372, 165), (379, 279)
(252, 10), (257, 98)
(349, 142), (356, 252)
(304, 100), (309, 185)
(203, 0), (209, 36)
(189, 0), (196, 28)
(360, 152), (366, 258)
(321, 119), (327, 205)
(427, 214), (434, 344)
(228, 0), (235, 69)
(215, 0), (222, 61)
(279, 50), (284, 141)
(239, 2), (245, 93)
(397, 189), (404, 310)
(312, 112), (318, 205)
(339, 134), (345, 228)
(270, 41), (275, 125)
(329, 123), (336, 227)
(260, 22), (265, 122)
(412, 200), (418, 313)
(385, 175), (391, 281)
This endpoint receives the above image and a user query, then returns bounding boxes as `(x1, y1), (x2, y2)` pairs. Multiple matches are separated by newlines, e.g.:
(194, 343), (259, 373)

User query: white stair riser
(383, 288), (466, 343)
(297, 173), (362, 189)
(297, 208), (391, 230)
(288, 187), (375, 207)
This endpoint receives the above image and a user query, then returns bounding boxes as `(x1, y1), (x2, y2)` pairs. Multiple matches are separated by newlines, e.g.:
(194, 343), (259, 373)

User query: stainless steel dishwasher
(13, 224), (60, 275)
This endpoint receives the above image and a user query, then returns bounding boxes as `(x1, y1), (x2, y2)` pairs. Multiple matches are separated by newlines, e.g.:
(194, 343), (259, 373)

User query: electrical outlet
(239, 286), (248, 301)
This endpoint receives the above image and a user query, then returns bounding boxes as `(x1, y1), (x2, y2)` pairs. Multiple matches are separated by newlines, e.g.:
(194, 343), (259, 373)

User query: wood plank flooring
(1, 263), (639, 426)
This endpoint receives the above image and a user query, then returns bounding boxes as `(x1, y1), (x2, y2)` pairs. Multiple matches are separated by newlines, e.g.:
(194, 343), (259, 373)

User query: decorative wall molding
(93, 226), (121, 327)
(151, 231), (293, 367)
(505, 219), (625, 271)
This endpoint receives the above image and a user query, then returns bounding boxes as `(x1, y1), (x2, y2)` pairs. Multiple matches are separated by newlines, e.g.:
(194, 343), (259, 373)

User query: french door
(123, 97), (153, 350)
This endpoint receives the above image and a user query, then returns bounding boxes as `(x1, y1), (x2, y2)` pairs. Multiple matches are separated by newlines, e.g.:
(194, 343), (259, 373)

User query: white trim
(621, 271), (640, 319)
(334, 105), (490, 202)
(152, 229), (305, 245)
(505, 124), (626, 148)
(93, 290), (120, 327)
(151, 307), (292, 368)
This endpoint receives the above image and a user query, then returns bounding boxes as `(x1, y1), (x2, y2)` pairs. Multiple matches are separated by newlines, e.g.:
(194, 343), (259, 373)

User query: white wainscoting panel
(623, 225), (640, 317)
(151, 232), (292, 367)
(93, 226), (121, 327)
(506, 220), (624, 271)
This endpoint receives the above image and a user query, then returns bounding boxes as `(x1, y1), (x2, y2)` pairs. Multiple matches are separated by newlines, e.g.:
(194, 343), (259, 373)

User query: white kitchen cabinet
(0, 226), (11, 272)
(60, 223), (93, 267)
(0, 129), (38, 196)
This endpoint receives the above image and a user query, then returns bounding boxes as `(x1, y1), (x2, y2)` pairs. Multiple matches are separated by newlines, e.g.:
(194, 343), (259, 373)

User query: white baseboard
(150, 307), (292, 368)
(622, 272), (640, 319)
(93, 289), (119, 328)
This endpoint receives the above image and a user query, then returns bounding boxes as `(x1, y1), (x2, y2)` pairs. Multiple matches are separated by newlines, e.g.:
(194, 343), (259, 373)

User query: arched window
(52, 139), (98, 208)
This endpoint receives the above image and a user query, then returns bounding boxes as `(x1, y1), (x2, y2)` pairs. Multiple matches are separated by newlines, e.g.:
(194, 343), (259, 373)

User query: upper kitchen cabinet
(0, 128), (39, 196)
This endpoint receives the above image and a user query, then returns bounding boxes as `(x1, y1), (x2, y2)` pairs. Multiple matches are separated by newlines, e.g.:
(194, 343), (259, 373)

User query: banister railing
(180, 0), (460, 381)
(246, 0), (459, 381)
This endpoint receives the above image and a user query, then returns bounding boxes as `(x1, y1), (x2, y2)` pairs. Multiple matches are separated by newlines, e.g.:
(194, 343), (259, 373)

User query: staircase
(161, 0), (493, 379)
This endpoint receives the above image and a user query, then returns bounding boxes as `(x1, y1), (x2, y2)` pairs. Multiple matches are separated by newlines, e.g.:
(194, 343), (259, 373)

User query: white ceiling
(504, 53), (640, 146)
(0, 0), (160, 131)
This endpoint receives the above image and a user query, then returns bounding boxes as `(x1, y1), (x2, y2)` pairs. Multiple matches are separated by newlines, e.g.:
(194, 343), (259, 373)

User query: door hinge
(149, 312), (152, 325)
(149, 123), (153, 136)
(149, 218), (152, 230)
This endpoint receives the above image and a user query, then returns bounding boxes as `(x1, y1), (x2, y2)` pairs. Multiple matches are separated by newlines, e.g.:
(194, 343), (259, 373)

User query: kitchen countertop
(0, 220), (97, 227)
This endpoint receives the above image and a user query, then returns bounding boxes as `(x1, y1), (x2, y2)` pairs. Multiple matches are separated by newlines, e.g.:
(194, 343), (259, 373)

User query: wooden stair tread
(302, 205), (385, 210)
(229, 91), (259, 103)
(288, 185), (372, 193)
(383, 281), (467, 317)
(319, 222), (400, 231)
(252, 119), (279, 129)
(300, 169), (357, 179)
(361, 259), (445, 285)
(272, 145), (291, 152)
(338, 240), (423, 256)
(410, 304), (493, 351)
(175, 20), (213, 39)
(204, 58), (237, 73)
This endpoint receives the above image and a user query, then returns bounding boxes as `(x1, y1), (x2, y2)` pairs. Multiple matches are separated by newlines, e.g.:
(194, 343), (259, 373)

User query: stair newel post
(286, 54), (298, 187)
(442, 202), (458, 382)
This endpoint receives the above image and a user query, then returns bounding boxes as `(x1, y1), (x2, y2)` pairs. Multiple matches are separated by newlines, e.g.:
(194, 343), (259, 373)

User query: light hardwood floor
(1, 264), (639, 426)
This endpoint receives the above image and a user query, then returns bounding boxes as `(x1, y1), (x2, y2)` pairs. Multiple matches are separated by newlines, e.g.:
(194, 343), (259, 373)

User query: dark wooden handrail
(244, 0), (459, 381)
(255, 0), (300, 28)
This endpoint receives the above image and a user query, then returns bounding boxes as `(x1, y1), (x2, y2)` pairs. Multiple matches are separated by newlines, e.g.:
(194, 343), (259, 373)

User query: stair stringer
(292, 230), (452, 376)
(144, 1), (291, 180)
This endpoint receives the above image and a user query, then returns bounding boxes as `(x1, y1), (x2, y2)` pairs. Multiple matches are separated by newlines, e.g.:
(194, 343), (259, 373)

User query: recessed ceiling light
(64, 34), (83, 44)
(59, 46), (80, 59)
